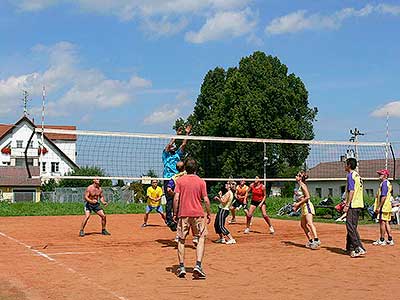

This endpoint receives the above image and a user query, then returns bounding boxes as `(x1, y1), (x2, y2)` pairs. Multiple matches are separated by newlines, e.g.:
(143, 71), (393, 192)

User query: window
(16, 140), (23, 148)
(42, 162), (46, 172)
(315, 188), (322, 198)
(51, 162), (59, 173)
(366, 189), (374, 197)
(328, 188), (333, 197)
(2, 161), (10, 166)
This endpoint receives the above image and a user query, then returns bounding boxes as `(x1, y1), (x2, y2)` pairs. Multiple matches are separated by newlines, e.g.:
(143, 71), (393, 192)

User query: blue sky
(1, 0), (400, 142)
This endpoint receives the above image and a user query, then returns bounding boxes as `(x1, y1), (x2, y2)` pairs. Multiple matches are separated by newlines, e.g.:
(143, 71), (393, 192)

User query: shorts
(250, 200), (265, 207)
(378, 211), (391, 221)
(177, 217), (208, 240)
(146, 205), (164, 214)
(301, 201), (315, 216)
(232, 199), (247, 210)
(84, 202), (103, 213)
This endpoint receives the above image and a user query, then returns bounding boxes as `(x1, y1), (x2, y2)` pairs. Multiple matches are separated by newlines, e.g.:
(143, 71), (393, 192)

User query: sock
(314, 238), (319, 242)
(196, 261), (202, 268)
(388, 236), (393, 241)
(309, 239), (313, 243)
(380, 237), (385, 242)
(179, 262), (184, 268)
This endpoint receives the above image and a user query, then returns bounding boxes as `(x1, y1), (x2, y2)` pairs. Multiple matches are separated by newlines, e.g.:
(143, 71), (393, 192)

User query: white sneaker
(244, 228), (250, 234)
(357, 247), (367, 255)
(314, 240), (321, 247)
(214, 238), (226, 244)
(350, 250), (361, 258)
(226, 239), (237, 245)
(228, 219), (236, 224)
(372, 239), (386, 246)
(305, 241), (313, 248)
(174, 235), (179, 242)
(386, 239), (395, 246)
(269, 226), (275, 234)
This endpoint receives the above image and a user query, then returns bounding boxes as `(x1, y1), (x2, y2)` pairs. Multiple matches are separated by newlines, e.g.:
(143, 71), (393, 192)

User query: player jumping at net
(372, 169), (394, 246)
(79, 178), (110, 237)
(142, 179), (166, 227)
(228, 180), (249, 224)
(343, 158), (366, 258)
(213, 182), (236, 244)
(292, 171), (320, 250)
(244, 176), (274, 235)
(162, 124), (192, 232)
(173, 158), (211, 279)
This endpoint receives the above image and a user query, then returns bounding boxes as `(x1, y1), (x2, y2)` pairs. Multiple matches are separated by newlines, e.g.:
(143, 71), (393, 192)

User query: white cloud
(186, 9), (257, 43)
(143, 107), (180, 125)
(371, 101), (400, 117)
(141, 16), (189, 37)
(266, 3), (400, 35)
(11, 0), (253, 40)
(0, 42), (151, 117)
(14, 0), (57, 12)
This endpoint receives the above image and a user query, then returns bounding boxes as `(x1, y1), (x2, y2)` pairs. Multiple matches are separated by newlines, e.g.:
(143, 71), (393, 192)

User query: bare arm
(179, 124), (192, 152)
(344, 191), (354, 213)
(293, 183), (310, 210)
(258, 185), (267, 207)
(203, 195), (211, 224)
(99, 189), (108, 206)
(173, 192), (180, 218)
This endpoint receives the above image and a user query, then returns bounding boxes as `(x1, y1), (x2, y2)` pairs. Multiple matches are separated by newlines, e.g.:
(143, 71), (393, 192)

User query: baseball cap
(377, 169), (389, 177)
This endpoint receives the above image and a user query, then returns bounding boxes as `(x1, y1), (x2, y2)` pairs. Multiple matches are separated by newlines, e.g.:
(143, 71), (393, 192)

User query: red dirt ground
(0, 214), (398, 300)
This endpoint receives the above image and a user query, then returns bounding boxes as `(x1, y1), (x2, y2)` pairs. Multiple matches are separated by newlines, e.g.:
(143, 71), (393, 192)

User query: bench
(314, 205), (367, 220)
(314, 205), (336, 219)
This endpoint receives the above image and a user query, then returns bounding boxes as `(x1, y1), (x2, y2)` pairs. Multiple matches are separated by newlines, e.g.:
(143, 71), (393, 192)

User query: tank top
(251, 183), (265, 202)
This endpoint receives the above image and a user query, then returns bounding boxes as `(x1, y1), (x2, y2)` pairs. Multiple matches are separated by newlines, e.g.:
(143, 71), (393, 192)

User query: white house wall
(307, 180), (399, 198)
(0, 121), (77, 176)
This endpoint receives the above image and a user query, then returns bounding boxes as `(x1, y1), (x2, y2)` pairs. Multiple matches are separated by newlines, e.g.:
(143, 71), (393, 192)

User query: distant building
(307, 158), (397, 198)
(0, 116), (78, 202)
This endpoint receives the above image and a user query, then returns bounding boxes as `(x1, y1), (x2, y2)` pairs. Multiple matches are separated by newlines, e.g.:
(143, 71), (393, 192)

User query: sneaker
(387, 240), (395, 246)
(174, 235), (179, 243)
(214, 238), (226, 244)
(141, 223), (147, 228)
(228, 219), (236, 224)
(357, 247), (367, 255)
(79, 230), (85, 237)
(193, 236), (199, 246)
(101, 229), (111, 235)
(177, 266), (186, 278)
(314, 240), (321, 247)
(350, 250), (361, 258)
(193, 265), (206, 279)
(226, 239), (236, 245)
(269, 226), (275, 234)
(372, 239), (386, 246)
(244, 228), (250, 234)
(305, 241), (314, 248)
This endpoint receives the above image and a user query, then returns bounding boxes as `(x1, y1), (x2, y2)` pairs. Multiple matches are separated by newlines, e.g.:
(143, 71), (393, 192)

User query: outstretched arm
(179, 124), (192, 152)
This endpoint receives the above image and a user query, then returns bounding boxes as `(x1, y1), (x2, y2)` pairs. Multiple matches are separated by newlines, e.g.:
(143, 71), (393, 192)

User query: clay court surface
(0, 215), (398, 300)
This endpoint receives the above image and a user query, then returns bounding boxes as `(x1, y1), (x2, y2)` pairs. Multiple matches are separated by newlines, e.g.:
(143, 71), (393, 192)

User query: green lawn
(0, 197), (375, 224)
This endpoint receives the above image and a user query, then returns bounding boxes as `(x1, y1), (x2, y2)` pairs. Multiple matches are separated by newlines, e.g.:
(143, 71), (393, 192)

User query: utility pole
(349, 128), (364, 171)
(22, 90), (29, 117)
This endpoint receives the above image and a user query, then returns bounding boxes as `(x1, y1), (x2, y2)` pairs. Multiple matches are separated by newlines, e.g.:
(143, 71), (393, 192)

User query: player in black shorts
(79, 179), (110, 237)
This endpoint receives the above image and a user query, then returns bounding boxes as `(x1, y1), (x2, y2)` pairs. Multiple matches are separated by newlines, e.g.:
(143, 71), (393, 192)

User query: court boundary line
(0, 231), (129, 300)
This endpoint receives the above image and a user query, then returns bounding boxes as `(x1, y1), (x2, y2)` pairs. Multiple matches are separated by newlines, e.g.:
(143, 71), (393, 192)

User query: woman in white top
(293, 171), (320, 249)
(214, 182), (236, 244)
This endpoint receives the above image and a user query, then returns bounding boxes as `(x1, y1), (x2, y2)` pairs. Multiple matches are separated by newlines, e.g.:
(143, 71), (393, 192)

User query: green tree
(58, 166), (112, 187)
(178, 51), (317, 181)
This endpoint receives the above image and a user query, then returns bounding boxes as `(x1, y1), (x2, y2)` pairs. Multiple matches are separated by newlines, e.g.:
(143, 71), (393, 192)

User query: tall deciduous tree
(176, 51), (317, 182)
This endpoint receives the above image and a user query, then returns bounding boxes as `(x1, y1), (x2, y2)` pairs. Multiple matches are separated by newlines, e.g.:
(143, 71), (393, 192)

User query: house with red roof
(0, 116), (78, 202)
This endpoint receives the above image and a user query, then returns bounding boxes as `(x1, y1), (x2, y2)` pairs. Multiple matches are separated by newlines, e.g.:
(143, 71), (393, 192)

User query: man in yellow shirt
(142, 180), (166, 227)
(343, 158), (366, 258)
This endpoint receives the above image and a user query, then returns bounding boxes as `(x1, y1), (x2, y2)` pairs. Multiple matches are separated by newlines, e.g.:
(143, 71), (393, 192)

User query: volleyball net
(31, 128), (394, 189)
